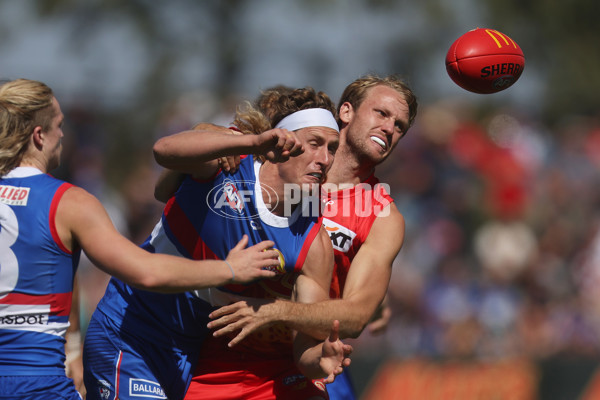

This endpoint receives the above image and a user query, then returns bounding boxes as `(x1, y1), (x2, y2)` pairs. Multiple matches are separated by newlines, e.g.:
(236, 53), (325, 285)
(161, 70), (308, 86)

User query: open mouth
(370, 136), (387, 151)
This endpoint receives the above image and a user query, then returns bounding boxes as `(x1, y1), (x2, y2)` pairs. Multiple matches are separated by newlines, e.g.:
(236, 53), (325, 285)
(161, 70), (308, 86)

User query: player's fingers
(231, 234), (249, 251)
(230, 155), (241, 171)
(328, 320), (340, 342)
(252, 240), (276, 252)
(218, 157), (230, 172)
(227, 329), (251, 348)
(208, 304), (238, 320)
(289, 143), (304, 157)
(343, 344), (353, 359)
(257, 269), (278, 279)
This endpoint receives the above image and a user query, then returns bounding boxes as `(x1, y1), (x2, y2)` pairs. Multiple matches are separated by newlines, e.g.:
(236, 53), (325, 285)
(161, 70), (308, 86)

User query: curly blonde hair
(233, 86), (337, 135)
(0, 79), (55, 175)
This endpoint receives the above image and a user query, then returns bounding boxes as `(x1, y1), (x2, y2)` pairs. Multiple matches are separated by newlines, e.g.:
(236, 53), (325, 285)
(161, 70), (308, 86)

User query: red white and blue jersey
(321, 175), (393, 298)
(94, 155), (322, 351)
(0, 167), (80, 375)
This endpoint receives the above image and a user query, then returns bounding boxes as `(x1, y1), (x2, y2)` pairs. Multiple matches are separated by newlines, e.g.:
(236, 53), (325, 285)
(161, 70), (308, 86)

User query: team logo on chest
(322, 218), (356, 253)
(206, 179), (279, 220)
(223, 181), (244, 214)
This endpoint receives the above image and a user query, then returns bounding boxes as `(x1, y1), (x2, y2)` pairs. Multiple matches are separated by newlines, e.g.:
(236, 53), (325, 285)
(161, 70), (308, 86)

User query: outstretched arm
(154, 124), (244, 203)
(153, 125), (303, 180)
(57, 186), (281, 292)
(208, 204), (404, 342)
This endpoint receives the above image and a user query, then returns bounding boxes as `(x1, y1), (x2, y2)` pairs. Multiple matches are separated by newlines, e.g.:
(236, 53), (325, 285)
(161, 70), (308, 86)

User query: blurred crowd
(57, 92), (600, 395)
(363, 99), (600, 365)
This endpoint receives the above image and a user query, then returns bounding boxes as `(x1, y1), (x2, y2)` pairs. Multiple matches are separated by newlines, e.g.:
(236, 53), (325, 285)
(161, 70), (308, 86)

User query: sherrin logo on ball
(445, 28), (525, 94)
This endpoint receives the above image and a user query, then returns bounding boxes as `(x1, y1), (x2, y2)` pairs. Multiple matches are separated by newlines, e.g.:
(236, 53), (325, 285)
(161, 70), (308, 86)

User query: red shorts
(184, 350), (328, 400)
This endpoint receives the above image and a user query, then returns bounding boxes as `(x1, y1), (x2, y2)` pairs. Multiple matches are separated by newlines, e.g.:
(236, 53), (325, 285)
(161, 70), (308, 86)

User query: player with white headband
(83, 86), (351, 400)
(274, 108), (339, 132)
(203, 74), (418, 400)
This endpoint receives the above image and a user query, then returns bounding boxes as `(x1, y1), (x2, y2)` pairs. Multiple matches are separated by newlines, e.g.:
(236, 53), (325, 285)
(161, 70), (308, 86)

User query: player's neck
(19, 158), (47, 174)
(258, 163), (297, 217)
(326, 147), (375, 187)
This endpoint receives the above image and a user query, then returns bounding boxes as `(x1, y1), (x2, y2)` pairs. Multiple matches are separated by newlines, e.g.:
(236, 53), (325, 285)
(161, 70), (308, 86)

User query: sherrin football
(445, 28), (525, 94)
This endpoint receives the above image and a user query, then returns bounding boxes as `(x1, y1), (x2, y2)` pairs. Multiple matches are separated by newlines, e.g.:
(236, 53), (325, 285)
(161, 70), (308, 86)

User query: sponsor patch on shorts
(129, 378), (167, 398)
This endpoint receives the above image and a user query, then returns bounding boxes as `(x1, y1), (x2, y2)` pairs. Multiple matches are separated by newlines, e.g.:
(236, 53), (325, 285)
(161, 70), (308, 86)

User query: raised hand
(255, 128), (304, 163)
(319, 320), (353, 383)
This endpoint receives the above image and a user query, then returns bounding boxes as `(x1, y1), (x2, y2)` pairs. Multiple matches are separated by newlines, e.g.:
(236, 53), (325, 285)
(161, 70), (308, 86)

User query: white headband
(274, 108), (339, 132)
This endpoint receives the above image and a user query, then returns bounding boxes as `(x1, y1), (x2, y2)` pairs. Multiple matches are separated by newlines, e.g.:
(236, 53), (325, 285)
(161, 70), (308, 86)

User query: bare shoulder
(303, 225), (334, 276)
(373, 202), (404, 235)
(59, 185), (104, 213)
(57, 185), (113, 236)
(365, 203), (405, 253)
(314, 224), (334, 257)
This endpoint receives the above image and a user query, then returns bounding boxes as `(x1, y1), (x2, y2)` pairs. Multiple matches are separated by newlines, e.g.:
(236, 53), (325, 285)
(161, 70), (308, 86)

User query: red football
(445, 28), (525, 94)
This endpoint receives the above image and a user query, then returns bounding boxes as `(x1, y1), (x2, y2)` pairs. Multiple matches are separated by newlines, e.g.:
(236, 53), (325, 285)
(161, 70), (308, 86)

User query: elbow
(339, 314), (371, 339)
(153, 138), (171, 167)
(343, 324), (365, 339)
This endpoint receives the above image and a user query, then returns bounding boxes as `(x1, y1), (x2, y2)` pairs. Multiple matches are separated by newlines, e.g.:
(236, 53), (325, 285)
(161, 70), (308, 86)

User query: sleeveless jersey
(95, 155), (322, 352)
(322, 175), (393, 298)
(0, 167), (79, 375)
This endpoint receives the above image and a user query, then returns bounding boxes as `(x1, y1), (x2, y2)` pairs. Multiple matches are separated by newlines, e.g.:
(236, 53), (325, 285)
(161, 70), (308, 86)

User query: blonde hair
(0, 79), (55, 175)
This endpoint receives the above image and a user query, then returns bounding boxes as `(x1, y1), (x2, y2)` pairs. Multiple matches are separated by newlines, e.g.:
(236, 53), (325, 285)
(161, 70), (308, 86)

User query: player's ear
(338, 102), (353, 124)
(31, 126), (44, 149)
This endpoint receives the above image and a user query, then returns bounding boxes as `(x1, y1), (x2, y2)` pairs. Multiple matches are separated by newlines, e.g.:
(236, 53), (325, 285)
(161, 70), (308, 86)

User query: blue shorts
(0, 375), (82, 400)
(326, 368), (357, 400)
(83, 312), (200, 400)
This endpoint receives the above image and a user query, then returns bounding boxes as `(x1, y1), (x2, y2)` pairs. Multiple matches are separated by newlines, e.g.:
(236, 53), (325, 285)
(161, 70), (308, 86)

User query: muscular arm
(290, 226), (349, 379)
(153, 125), (302, 180)
(56, 187), (280, 292)
(209, 204), (405, 341)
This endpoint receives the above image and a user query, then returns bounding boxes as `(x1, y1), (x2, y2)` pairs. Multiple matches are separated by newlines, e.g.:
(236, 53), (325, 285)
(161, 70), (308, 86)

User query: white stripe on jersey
(0, 303), (67, 337)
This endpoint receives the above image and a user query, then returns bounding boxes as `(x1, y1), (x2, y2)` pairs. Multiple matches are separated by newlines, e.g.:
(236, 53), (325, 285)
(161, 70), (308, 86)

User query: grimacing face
(276, 125), (339, 190)
(340, 85), (410, 164)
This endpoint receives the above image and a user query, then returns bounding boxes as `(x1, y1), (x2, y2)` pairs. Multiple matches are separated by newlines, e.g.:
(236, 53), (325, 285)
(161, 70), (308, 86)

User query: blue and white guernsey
(93, 155), (322, 350)
(0, 167), (80, 376)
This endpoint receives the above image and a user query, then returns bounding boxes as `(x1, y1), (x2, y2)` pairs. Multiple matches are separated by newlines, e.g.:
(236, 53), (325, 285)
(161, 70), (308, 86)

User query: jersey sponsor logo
(207, 179), (279, 220)
(0, 313), (45, 325)
(0, 185), (30, 206)
(0, 304), (50, 325)
(0, 303), (67, 336)
(129, 378), (167, 399)
(322, 218), (356, 253)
